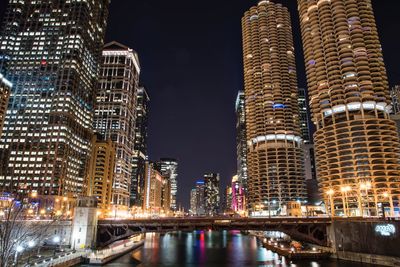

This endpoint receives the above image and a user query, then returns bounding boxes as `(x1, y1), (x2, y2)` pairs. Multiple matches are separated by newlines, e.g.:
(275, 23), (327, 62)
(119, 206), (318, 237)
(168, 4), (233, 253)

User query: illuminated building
(231, 175), (246, 212)
(298, 88), (320, 203)
(0, 0), (110, 200)
(390, 86), (400, 138)
(94, 41), (140, 211)
(204, 173), (220, 216)
(0, 74), (11, 137)
(298, 0), (400, 216)
(155, 158), (178, 211)
(304, 143), (320, 204)
(86, 135), (115, 213)
(298, 88), (311, 143)
(235, 91), (248, 189)
(161, 178), (171, 214)
(131, 87), (150, 207)
(190, 188), (197, 215)
(242, 1), (307, 215)
(143, 162), (164, 214)
(223, 186), (233, 213)
(195, 180), (206, 216)
(390, 85), (400, 115)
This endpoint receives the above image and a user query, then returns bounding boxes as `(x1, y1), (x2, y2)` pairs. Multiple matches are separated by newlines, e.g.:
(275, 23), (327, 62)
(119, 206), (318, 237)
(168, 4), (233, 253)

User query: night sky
(0, 1), (399, 209)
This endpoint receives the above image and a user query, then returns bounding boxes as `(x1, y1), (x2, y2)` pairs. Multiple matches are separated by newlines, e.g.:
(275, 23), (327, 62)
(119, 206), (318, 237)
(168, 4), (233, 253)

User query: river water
(101, 231), (377, 267)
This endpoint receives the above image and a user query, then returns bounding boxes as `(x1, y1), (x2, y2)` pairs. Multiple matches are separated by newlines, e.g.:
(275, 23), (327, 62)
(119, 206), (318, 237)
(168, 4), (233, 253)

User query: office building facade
(298, 0), (400, 216)
(204, 173), (220, 216)
(0, 74), (11, 137)
(298, 88), (311, 143)
(155, 158), (178, 211)
(94, 41), (140, 211)
(242, 1), (307, 214)
(0, 0), (110, 200)
(143, 162), (164, 214)
(86, 135), (115, 213)
(236, 91), (248, 187)
(131, 86), (150, 207)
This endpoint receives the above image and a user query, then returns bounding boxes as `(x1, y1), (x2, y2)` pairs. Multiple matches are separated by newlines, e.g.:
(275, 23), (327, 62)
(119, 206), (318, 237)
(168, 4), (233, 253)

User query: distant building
(161, 178), (171, 215)
(143, 162), (164, 214)
(94, 41), (140, 211)
(235, 91), (248, 188)
(190, 188), (197, 215)
(298, 88), (311, 143)
(155, 158), (178, 211)
(131, 87), (150, 207)
(86, 135), (115, 213)
(304, 144), (320, 204)
(0, 74), (11, 137)
(204, 173), (220, 216)
(231, 175), (245, 213)
(390, 85), (400, 115)
(195, 180), (206, 216)
(223, 186), (233, 214)
(390, 86), (400, 137)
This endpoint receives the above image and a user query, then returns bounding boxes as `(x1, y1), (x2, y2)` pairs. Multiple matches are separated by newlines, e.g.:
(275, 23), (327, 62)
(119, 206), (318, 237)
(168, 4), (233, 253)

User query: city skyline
(0, 1), (399, 209)
(0, 1), (400, 266)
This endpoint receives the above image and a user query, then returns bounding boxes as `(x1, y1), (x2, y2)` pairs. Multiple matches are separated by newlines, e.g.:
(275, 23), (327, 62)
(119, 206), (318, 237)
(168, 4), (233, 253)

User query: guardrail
(30, 251), (88, 267)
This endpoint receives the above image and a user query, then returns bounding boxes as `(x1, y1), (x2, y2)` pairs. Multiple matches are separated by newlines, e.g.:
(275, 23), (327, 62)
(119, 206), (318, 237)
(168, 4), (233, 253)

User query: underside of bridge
(96, 218), (329, 248)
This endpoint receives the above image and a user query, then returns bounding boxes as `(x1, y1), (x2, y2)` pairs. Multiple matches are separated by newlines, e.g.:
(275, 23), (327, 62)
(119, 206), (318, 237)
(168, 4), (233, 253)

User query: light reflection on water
(98, 231), (377, 267)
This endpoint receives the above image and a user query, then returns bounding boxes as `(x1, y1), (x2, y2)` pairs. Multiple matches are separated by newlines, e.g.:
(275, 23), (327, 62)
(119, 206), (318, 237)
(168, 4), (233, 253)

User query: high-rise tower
(242, 0), (307, 214)
(94, 41), (140, 211)
(0, 0), (109, 200)
(204, 173), (220, 216)
(298, 0), (400, 216)
(131, 86), (150, 207)
(155, 158), (178, 211)
(235, 91), (248, 188)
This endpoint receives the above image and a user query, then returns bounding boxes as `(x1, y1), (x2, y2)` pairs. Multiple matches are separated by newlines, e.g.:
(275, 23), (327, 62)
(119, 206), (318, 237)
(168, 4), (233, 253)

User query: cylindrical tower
(298, 0), (400, 216)
(242, 0), (307, 215)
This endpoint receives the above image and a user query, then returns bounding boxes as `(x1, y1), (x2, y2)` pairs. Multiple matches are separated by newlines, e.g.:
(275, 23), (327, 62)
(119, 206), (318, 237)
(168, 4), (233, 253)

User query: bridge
(96, 217), (332, 248)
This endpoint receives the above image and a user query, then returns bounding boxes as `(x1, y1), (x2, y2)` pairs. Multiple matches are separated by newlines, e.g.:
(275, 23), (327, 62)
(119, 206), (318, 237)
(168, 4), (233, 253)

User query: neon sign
(375, 224), (396, 237)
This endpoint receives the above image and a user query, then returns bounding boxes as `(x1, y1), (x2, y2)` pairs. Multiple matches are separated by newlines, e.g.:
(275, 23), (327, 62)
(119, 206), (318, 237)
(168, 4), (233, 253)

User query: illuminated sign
(375, 224), (396, 237)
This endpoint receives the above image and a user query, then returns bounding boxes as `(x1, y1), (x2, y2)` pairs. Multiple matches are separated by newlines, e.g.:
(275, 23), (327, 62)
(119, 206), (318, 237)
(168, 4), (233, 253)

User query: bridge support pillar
(326, 223), (337, 253)
(71, 196), (99, 250)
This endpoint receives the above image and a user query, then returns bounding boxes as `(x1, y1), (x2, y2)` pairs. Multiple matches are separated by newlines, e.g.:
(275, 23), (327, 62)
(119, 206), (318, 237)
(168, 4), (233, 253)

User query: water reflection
(102, 231), (378, 267)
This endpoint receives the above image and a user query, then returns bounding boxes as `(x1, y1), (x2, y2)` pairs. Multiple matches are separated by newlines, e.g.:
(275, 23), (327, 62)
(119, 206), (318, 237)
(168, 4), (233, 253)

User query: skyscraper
(131, 86), (150, 207)
(390, 85), (400, 115)
(0, 74), (11, 137)
(94, 41), (140, 211)
(231, 175), (246, 213)
(235, 91), (248, 188)
(195, 179), (205, 216)
(143, 162), (164, 214)
(298, 0), (400, 216)
(86, 135), (115, 213)
(155, 158), (178, 211)
(298, 88), (311, 143)
(242, 1), (307, 215)
(0, 0), (109, 200)
(204, 173), (220, 216)
(190, 188), (197, 215)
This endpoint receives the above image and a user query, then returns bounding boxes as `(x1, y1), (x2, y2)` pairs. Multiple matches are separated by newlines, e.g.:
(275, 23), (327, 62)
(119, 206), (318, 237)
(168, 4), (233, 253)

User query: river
(98, 231), (378, 267)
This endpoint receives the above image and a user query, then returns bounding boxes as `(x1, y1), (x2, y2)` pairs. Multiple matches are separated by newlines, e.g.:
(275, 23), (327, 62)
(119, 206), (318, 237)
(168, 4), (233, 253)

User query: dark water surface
(97, 231), (378, 267)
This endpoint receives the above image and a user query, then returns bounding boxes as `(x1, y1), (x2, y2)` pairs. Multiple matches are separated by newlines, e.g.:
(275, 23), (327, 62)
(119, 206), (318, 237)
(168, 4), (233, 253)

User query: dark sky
(0, 1), (400, 209)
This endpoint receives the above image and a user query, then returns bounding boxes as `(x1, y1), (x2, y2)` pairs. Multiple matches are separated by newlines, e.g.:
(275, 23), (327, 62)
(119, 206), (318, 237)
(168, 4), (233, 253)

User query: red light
(41, 60), (47, 65)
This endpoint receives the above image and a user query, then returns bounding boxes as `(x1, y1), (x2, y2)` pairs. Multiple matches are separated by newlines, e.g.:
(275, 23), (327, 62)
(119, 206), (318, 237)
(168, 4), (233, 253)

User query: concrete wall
(332, 220), (400, 257)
